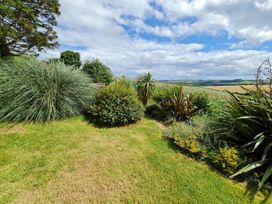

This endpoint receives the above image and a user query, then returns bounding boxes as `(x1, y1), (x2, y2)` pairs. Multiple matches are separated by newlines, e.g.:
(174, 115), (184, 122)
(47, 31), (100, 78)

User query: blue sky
(41, 0), (272, 80)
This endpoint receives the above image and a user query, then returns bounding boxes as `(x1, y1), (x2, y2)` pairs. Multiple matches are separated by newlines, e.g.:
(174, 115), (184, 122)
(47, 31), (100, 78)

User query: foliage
(87, 83), (144, 126)
(82, 59), (113, 84)
(113, 77), (136, 89)
(208, 148), (240, 174)
(0, 0), (60, 57)
(153, 86), (199, 122)
(60, 50), (81, 68)
(0, 57), (94, 122)
(136, 72), (156, 106)
(216, 88), (272, 188)
(47, 58), (60, 64)
(145, 104), (163, 120)
(165, 119), (207, 154)
(192, 92), (211, 114)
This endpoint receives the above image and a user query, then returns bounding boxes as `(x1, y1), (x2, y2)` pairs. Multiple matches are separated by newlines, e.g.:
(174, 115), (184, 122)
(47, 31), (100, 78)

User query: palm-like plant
(217, 88), (272, 188)
(136, 72), (156, 106)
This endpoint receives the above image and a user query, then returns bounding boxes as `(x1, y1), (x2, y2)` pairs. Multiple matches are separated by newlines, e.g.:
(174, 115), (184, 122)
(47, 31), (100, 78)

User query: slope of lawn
(0, 117), (267, 203)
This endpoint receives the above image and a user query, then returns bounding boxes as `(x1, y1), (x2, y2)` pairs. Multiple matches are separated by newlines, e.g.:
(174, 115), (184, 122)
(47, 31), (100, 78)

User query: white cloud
(40, 0), (272, 80)
(156, 0), (272, 43)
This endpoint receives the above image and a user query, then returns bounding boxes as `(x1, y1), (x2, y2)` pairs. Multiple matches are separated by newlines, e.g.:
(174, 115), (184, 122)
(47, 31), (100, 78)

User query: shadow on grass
(83, 113), (140, 129)
(244, 180), (272, 204)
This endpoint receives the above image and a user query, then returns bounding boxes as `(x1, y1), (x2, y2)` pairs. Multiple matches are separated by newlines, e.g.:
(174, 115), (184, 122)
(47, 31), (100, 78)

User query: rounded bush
(0, 57), (94, 122)
(60, 50), (81, 68)
(82, 59), (113, 84)
(87, 83), (144, 126)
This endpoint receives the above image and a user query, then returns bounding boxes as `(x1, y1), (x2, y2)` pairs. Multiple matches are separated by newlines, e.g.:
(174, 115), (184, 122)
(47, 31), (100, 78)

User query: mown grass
(0, 117), (269, 203)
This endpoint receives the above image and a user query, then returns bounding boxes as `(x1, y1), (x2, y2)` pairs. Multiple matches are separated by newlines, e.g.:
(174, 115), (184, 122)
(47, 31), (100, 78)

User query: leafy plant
(192, 92), (211, 114)
(82, 59), (113, 84)
(165, 119), (207, 154)
(87, 83), (144, 126)
(113, 77), (136, 89)
(216, 88), (272, 188)
(145, 104), (162, 120)
(208, 148), (240, 174)
(154, 86), (199, 122)
(136, 72), (156, 106)
(0, 57), (94, 122)
(60, 50), (81, 68)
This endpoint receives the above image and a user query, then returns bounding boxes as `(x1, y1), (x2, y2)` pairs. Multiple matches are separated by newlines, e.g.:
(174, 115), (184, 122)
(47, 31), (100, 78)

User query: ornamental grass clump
(0, 57), (94, 123)
(153, 86), (199, 123)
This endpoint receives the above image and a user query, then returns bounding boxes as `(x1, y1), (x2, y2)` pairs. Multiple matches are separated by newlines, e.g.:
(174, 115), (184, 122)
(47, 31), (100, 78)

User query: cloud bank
(40, 0), (272, 80)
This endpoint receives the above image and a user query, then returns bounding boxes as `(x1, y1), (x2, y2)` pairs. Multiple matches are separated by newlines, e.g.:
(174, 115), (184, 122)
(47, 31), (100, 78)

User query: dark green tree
(60, 50), (81, 68)
(82, 59), (113, 84)
(0, 0), (60, 57)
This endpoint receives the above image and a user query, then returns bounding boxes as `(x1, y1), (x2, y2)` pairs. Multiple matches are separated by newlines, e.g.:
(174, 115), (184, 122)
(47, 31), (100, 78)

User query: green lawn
(0, 117), (268, 203)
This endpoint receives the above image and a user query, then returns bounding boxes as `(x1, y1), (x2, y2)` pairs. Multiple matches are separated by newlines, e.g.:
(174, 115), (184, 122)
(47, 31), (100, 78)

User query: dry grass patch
(0, 125), (28, 134)
(205, 85), (270, 93)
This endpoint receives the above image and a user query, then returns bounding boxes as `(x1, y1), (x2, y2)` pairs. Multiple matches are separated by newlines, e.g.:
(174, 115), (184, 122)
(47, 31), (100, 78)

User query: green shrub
(165, 119), (207, 154)
(113, 77), (136, 89)
(60, 50), (81, 68)
(82, 59), (113, 84)
(0, 57), (94, 122)
(208, 148), (240, 174)
(145, 104), (163, 120)
(216, 88), (272, 188)
(192, 92), (211, 114)
(153, 86), (199, 122)
(87, 83), (144, 126)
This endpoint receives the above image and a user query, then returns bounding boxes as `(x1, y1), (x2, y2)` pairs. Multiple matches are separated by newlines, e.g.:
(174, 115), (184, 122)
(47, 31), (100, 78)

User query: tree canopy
(60, 50), (81, 68)
(82, 59), (113, 84)
(0, 0), (60, 57)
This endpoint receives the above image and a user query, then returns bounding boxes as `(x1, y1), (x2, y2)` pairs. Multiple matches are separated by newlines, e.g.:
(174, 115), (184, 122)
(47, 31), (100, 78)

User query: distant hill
(158, 79), (259, 86)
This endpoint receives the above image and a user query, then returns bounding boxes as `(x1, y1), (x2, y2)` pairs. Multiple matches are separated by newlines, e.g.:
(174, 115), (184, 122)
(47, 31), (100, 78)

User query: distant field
(204, 85), (270, 93)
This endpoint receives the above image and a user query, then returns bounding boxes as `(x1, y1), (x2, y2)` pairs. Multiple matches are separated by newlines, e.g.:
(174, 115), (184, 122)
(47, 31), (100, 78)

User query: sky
(40, 0), (272, 80)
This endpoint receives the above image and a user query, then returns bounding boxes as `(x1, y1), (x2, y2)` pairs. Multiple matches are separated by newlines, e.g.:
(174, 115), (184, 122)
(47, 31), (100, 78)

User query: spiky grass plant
(217, 88), (272, 188)
(154, 86), (199, 122)
(0, 57), (94, 123)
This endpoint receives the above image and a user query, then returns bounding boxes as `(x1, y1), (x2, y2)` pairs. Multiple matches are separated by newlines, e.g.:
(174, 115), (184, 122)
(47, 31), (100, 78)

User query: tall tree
(0, 0), (60, 57)
(136, 72), (155, 106)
